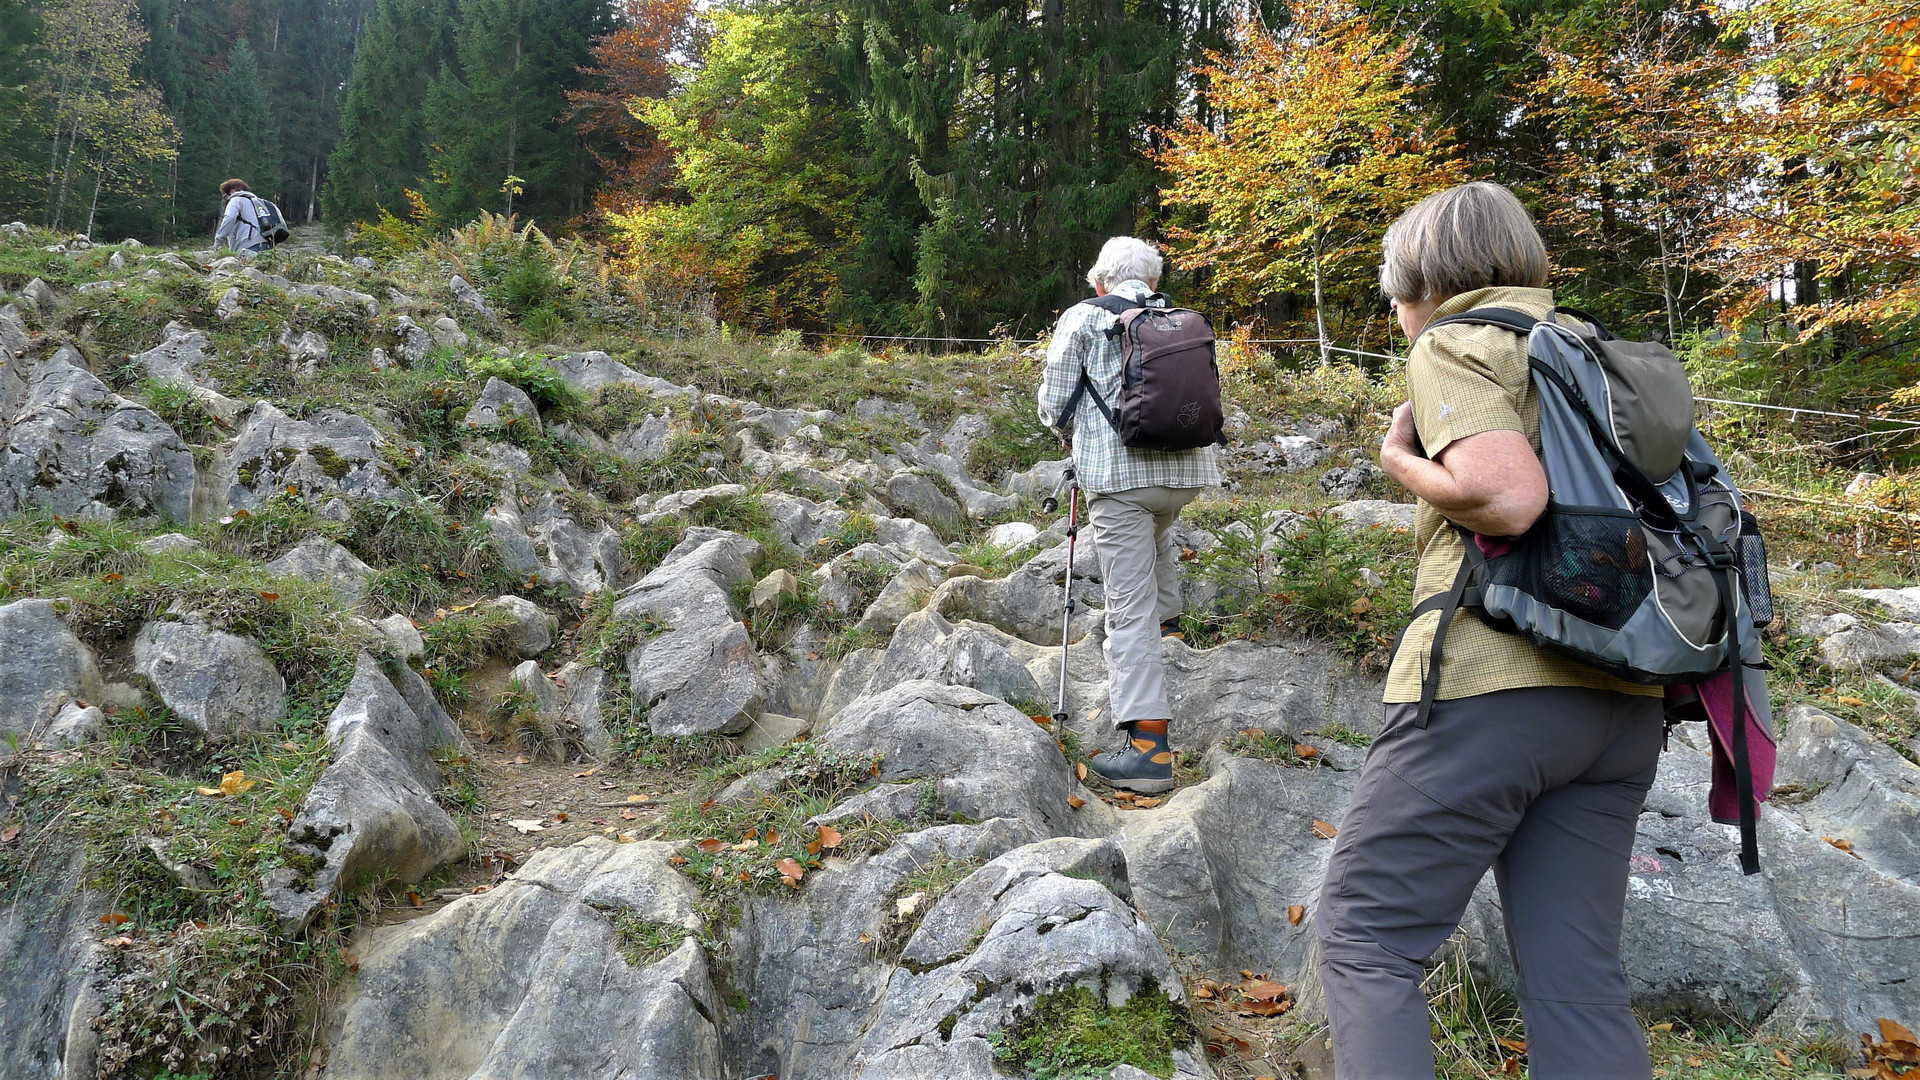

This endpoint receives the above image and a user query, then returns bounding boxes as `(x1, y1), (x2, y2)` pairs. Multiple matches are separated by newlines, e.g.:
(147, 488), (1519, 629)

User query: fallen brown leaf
(0, 824), (19, 844)
(620, 809), (637, 821)
(1311, 819), (1338, 840)
(1287, 904), (1304, 926)
(1294, 744), (1318, 759)
(259, 591), (280, 602)
(100, 912), (130, 925)
(407, 891), (424, 909)
(1879, 1018), (1919, 1045)
(1134, 797), (1161, 808)
(1498, 1037), (1527, 1054)
(104, 935), (134, 947)
(1076, 761), (1088, 781)
(817, 824), (844, 850)
(696, 838), (727, 854)
(667, 854), (688, 866)
(1774, 1048), (1792, 1067)
(1068, 794), (1086, 809)
(777, 857), (806, 884)
(573, 767), (597, 778)
(1238, 979), (1286, 1001)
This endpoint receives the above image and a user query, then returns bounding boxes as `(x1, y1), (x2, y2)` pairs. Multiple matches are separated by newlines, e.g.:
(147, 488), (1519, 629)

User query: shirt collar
(1429, 285), (1556, 322)
(1110, 279), (1155, 301)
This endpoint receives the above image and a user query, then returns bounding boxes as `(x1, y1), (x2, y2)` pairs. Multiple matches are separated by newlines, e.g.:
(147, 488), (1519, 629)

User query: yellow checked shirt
(1382, 285), (1662, 704)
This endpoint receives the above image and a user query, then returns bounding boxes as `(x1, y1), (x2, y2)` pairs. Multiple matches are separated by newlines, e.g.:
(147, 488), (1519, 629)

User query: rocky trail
(0, 222), (1916, 1080)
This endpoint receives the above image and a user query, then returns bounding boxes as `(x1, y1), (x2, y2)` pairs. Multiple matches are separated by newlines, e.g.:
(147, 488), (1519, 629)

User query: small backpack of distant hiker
(1062, 293), (1225, 452)
(1398, 306), (1779, 874)
(248, 193), (290, 246)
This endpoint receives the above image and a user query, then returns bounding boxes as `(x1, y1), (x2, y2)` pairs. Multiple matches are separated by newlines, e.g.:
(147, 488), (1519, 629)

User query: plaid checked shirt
(1036, 280), (1222, 495)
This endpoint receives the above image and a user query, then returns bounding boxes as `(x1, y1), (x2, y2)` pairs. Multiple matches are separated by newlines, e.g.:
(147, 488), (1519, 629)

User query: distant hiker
(215, 179), (267, 256)
(1037, 236), (1221, 794)
(1315, 181), (1665, 1080)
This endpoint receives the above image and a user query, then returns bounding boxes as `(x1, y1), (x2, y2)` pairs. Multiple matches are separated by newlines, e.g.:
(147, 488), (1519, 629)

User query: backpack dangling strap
(1390, 526), (1487, 729)
(1709, 565), (1761, 875)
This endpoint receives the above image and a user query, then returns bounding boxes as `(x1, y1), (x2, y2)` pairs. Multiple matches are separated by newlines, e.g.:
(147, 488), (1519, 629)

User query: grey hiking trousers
(1088, 485), (1199, 728)
(1316, 685), (1663, 1079)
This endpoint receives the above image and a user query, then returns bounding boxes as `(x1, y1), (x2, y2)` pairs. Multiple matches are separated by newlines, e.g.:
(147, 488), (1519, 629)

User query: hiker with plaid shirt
(1037, 236), (1220, 793)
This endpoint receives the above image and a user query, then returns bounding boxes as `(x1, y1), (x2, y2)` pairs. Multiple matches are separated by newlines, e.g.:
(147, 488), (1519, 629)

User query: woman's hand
(1379, 403), (1548, 537)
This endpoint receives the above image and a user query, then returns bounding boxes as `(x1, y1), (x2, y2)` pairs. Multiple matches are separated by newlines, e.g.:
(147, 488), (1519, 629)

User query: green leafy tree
(608, 7), (870, 328)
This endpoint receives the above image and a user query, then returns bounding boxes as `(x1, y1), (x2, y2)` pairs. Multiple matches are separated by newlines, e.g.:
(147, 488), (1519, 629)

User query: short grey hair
(1086, 236), (1164, 290)
(1379, 182), (1549, 303)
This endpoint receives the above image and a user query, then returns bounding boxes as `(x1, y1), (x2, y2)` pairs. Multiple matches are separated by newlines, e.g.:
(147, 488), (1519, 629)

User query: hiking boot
(1089, 719), (1174, 794)
(1160, 618), (1184, 641)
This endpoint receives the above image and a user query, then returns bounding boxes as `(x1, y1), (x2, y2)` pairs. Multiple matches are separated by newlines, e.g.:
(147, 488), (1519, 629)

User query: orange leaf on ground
(667, 855), (688, 866)
(0, 825), (19, 844)
(1498, 1037), (1527, 1054)
(1837, 695), (1869, 707)
(764, 831), (781, 846)
(104, 935), (134, 947)
(259, 591), (280, 602)
(100, 912), (131, 925)
(1238, 979), (1286, 1001)
(1076, 762), (1088, 781)
(1032, 715), (1052, 726)
(1880, 1018), (1919, 1045)
(806, 839), (823, 855)
(1774, 1048), (1792, 1067)
(817, 825), (844, 850)
(408, 891), (424, 908)
(620, 809), (636, 820)
(1068, 794), (1086, 809)
(277, 807), (294, 821)
(1087, 707), (1102, 725)
(552, 813), (568, 823)
(695, 838), (726, 854)
(1134, 797), (1161, 808)
(1287, 904), (1304, 926)
(777, 857), (806, 883)
(573, 767), (597, 777)
(1294, 745), (1318, 759)
(1311, 820), (1338, 839)
(1241, 999), (1291, 1016)
(1240, 728), (1265, 738)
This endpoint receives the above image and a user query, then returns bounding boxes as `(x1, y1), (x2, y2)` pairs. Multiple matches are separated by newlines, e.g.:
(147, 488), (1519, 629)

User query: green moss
(601, 911), (693, 968)
(309, 444), (351, 480)
(991, 983), (1196, 1080)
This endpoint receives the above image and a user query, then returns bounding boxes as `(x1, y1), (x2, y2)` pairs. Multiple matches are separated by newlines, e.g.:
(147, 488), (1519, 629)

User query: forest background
(2, 0), (1916, 414)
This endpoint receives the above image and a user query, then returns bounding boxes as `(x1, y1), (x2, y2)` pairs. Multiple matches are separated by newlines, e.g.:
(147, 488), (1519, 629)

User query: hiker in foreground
(1037, 236), (1223, 793)
(1321, 182), (1651, 1079)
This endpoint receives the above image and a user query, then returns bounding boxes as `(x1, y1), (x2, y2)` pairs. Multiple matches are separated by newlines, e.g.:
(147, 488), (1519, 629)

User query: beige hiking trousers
(1087, 484), (1199, 729)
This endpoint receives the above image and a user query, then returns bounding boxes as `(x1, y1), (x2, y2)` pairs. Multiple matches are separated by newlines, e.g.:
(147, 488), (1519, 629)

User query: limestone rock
(1327, 498), (1415, 531)
(488, 594), (555, 658)
(216, 286), (242, 321)
(553, 350), (694, 398)
(376, 613), (424, 661)
(0, 848), (106, 1080)
(886, 472), (964, 532)
(854, 558), (945, 637)
(0, 599), (102, 738)
(327, 838), (712, 1080)
(132, 616), (287, 736)
(130, 323), (242, 424)
(39, 702), (105, 749)
(266, 655), (466, 935)
(1319, 461), (1386, 499)
(0, 347), (196, 522)
(613, 412), (676, 463)
(449, 274), (493, 318)
(265, 535), (375, 607)
(430, 315), (468, 349)
(280, 329), (330, 378)
(554, 661), (615, 757)
(616, 530), (765, 736)
(462, 376), (540, 432)
(821, 679), (1076, 835)
(830, 609), (1043, 718)
(986, 521), (1039, 549)
(1821, 621), (1920, 667)
(750, 568), (801, 615)
(220, 401), (399, 509)
(0, 304), (28, 356)
(741, 711), (810, 754)
(19, 277), (54, 311)
(392, 315), (433, 365)
(926, 540), (1104, 646)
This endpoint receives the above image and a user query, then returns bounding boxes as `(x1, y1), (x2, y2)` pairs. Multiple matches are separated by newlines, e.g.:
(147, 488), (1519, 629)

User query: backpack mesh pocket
(1487, 512), (1653, 631)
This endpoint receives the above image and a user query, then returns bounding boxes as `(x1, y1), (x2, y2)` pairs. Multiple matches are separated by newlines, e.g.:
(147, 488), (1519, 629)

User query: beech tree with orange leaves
(1156, 1), (1466, 357)
(566, 0), (706, 215)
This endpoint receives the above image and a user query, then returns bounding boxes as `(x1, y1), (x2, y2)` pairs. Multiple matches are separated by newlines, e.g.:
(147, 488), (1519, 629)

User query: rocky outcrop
(324, 838), (717, 1080)
(615, 529), (765, 736)
(0, 848), (105, 1080)
(0, 598), (102, 738)
(266, 535), (376, 607)
(220, 402), (400, 510)
(267, 656), (466, 935)
(132, 615), (288, 736)
(0, 347), (196, 522)
(462, 377), (539, 431)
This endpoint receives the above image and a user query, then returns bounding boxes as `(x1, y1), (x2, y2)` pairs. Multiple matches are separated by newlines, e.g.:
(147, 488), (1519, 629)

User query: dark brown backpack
(1062, 293), (1225, 452)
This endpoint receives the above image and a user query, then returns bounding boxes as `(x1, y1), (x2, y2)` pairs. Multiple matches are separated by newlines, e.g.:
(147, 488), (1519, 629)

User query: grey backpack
(1061, 293), (1225, 451)
(1402, 306), (1775, 870)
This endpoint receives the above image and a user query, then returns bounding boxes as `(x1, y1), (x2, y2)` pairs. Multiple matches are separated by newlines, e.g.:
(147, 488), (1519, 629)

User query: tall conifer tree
(323, 0), (455, 221)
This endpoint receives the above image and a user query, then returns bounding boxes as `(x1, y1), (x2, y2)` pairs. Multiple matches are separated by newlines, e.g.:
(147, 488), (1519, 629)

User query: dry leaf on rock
(1311, 819), (1338, 839)
(1287, 904), (1304, 926)
(777, 857), (806, 885)
(817, 824), (844, 850)
(1068, 794), (1086, 809)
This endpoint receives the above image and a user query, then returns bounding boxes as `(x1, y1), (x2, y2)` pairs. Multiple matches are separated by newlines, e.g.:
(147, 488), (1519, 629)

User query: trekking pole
(1041, 464), (1081, 744)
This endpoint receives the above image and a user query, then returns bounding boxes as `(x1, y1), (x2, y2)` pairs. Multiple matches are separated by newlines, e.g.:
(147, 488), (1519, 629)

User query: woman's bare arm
(1378, 402), (1547, 537)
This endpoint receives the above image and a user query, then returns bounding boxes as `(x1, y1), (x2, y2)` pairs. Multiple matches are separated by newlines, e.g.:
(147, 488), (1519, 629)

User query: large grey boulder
(885, 472), (963, 532)
(853, 558), (945, 636)
(721, 819), (1044, 1080)
(265, 535), (376, 607)
(130, 322), (242, 426)
(280, 328), (330, 379)
(1326, 498), (1415, 531)
(131, 616), (287, 736)
(324, 838), (717, 1080)
(552, 350), (693, 398)
(392, 315), (433, 365)
(1775, 705), (1920, 886)
(461, 376), (538, 431)
(0, 347), (196, 521)
(0, 848), (106, 1080)
(0, 304), (29, 356)
(820, 679), (1078, 836)
(1843, 586), (1920, 622)
(758, 491), (954, 566)
(266, 656), (466, 935)
(613, 412), (676, 463)
(554, 661), (615, 757)
(927, 540), (1105, 646)
(0, 598), (102, 738)
(848, 838), (1211, 1080)
(18, 277), (55, 311)
(487, 594), (555, 657)
(830, 609), (1044, 718)
(615, 529), (765, 736)
(518, 492), (626, 595)
(220, 401), (400, 510)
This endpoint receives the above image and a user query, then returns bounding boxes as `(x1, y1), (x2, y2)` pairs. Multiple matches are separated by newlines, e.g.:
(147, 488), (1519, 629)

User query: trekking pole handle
(1041, 465), (1078, 515)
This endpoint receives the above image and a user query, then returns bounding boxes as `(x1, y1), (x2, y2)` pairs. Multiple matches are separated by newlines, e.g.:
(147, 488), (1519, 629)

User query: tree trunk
(1312, 231), (1330, 366)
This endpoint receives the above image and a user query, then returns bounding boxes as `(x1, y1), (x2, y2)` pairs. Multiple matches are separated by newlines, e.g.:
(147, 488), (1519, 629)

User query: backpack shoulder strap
(1421, 306), (1541, 340)
(1059, 294), (1142, 431)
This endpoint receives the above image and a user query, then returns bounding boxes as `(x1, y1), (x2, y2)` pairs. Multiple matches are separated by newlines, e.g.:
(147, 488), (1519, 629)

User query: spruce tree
(323, 0), (455, 222)
(208, 40), (278, 195)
